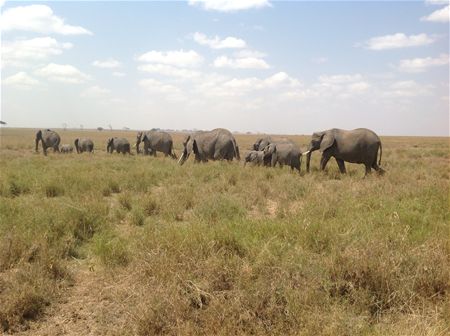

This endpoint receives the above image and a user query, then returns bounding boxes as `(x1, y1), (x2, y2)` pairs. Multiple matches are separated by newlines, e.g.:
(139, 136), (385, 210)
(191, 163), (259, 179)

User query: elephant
(263, 141), (302, 172)
(178, 128), (240, 165)
(74, 138), (94, 153)
(304, 128), (384, 176)
(35, 129), (60, 155)
(107, 137), (131, 154)
(136, 131), (176, 158)
(60, 144), (73, 153)
(253, 136), (297, 167)
(244, 150), (265, 166)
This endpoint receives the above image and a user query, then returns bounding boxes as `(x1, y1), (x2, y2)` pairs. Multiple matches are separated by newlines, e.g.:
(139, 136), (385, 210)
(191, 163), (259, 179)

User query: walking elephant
(74, 138), (94, 153)
(107, 137), (131, 154)
(60, 144), (73, 153)
(263, 141), (302, 172)
(35, 129), (60, 155)
(178, 128), (240, 165)
(304, 128), (384, 176)
(136, 131), (176, 158)
(253, 136), (298, 167)
(244, 150), (265, 166)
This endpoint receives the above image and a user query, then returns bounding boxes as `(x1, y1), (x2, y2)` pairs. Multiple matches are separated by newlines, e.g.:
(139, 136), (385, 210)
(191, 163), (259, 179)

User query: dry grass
(0, 127), (448, 335)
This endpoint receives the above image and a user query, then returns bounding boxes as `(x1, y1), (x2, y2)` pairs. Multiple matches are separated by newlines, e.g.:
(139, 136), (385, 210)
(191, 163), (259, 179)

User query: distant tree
(123, 127), (130, 130)
(97, 127), (104, 131)
(108, 124), (112, 131)
(151, 128), (160, 131)
(62, 123), (68, 131)
(0, 121), (6, 125)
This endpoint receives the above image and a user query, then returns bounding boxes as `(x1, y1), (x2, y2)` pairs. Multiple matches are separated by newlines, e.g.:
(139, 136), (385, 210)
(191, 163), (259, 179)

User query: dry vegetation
(0, 127), (448, 335)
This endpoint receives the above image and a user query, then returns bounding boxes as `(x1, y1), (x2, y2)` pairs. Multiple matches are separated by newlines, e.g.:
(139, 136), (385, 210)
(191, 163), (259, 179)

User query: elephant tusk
(302, 150), (310, 156)
(132, 144), (136, 148)
(178, 153), (185, 164)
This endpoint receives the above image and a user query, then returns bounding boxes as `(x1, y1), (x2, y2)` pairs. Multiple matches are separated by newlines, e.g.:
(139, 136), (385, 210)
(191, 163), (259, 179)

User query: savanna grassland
(0, 128), (448, 335)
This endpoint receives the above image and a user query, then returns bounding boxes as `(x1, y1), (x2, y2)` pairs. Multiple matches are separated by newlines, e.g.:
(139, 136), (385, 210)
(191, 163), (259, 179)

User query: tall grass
(0, 128), (448, 334)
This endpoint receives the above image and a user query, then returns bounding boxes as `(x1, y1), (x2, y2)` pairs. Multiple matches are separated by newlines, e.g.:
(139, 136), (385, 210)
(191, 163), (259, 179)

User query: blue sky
(1, 0), (449, 135)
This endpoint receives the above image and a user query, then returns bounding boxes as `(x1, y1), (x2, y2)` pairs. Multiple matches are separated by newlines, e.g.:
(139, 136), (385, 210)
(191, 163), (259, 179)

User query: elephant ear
(142, 134), (147, 141)
(192, 139), (199, 155)
(320, 132), (335, 152)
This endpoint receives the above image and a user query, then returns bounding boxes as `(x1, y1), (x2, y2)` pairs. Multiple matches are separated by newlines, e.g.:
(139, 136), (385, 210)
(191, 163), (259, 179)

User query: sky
(1, 0), (449, 136)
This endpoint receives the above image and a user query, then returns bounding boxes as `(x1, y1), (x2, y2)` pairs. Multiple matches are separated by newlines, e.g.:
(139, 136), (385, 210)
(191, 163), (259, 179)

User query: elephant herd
(34, 127), (384, 176)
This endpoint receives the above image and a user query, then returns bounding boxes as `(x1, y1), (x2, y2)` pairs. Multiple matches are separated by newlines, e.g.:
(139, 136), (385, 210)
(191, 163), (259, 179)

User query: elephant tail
(378, 142), (382, 166)
(234, 143), (241, 161)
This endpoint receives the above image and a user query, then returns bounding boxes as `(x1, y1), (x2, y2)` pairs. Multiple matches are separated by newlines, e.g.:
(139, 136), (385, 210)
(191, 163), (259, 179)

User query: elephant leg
(364, 164), (372, 177)
(336, 158), (347, 174)
(320, 154), (331, 170)
(372, 162), (385, 175)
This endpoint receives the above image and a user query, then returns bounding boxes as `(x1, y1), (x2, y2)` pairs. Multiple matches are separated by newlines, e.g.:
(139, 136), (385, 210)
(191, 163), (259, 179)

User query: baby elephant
(107, 137), (131, 154)
(60, 144), (74, 153)
(244, 150), (266, 166)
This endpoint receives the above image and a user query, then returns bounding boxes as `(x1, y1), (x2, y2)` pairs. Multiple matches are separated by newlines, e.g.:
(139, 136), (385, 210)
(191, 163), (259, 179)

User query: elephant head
(263, 143), (277, 166)
(35, 130), (43, 152)
(136, 132), (143, 154)
(305, 130), (336, 172)
(178, 135), (198, 165)
(106, 138), (114, 153)
(74, 138), (80, 153)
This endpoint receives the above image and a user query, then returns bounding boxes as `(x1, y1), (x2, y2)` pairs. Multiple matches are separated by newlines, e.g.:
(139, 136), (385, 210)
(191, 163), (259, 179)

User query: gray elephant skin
(244, 150), (265, 166)
(60, 144), (73, 153)
(178, 128), (240, 165)
(253, 136), (301, 169)
(107, 137), (131, 154)
(35, 129), (60, 155)
(263, 141), (302, 172)
(74, 138), (94, 153)
(136, 131), (176, 158)
(305, 128), (384, 176)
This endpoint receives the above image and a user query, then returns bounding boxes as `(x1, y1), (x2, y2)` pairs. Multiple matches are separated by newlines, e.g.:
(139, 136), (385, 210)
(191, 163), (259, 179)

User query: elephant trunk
(35, 137), (40, 152)
(74, 139), (79, 153)
(178, 150), (188, 165)
(136, 139), (141, 154)
(306, 151), (312, 173)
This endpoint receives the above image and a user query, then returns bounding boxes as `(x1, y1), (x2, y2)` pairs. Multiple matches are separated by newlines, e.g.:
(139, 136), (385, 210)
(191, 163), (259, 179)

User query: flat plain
(0, 127), (448, 335)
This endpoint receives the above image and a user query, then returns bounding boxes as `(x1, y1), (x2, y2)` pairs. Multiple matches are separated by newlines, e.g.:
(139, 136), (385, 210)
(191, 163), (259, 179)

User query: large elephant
(253, 136), (273, 151)
(263, 141), (302, 172)
(178, 128), (240, 165)
(74, 138), (94, 153)
(107, 137), (131, 154)
(136, 131), (176, 158)
(35, 129), (60, 155)
(304, 128), (384, 176)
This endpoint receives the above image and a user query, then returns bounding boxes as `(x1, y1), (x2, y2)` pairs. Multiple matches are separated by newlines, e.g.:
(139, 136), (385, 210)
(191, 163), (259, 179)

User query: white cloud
(138, 64), (201, 79)
(264, 72), (300, 87)
(2, 37), (73, 67)
(398, 54), (449, 73)
(3, 72), (40, 88)
(139, 78), (181, 95)
(193, 32), (246, 49)
(319, 74), (363, 84)
(347, 81), (370, 93)
(385, 80), (433, 97)
(188, 0), (271, 12)
(112, 72), (126, 77)
(137, 50), (203, 67)
(364, 33), (436, 50)
(421, 5), (449, 22)
(1, 4), (92, 35)
(35, 63), (91, 84)
(92, 58), (121, 68)
(81, 85), (110, 98)
(213, 55), (270, 69)
(234, 49), (266, 58)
